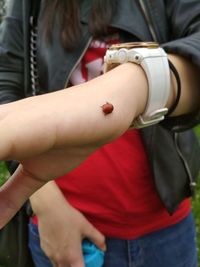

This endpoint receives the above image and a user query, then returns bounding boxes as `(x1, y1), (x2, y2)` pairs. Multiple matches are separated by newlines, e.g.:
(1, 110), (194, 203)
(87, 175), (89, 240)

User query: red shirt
(33, 33), (191, 238)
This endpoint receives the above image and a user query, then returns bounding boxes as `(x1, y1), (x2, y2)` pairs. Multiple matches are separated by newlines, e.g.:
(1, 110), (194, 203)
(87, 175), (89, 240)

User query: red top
(32, 33), (191, 238)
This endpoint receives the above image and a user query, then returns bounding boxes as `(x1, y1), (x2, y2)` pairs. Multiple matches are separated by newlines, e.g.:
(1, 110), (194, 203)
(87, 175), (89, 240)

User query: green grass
(0, 161), (9, 186)
(192, 178), (200, 263)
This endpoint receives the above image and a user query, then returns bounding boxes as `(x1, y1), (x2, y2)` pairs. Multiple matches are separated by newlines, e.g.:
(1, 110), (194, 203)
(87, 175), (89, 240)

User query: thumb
(84, 222), (106, 252)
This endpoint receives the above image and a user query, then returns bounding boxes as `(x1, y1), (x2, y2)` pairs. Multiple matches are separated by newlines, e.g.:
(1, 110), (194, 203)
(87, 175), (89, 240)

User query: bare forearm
(0, 62), (147, 160)
(30, 181), (68, 215)
(0, 56), (199, 161)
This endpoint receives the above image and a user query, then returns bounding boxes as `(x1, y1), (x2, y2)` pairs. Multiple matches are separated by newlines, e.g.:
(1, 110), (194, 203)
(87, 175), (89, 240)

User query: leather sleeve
(0, 0), (25, 104)
(163, 0), (200, 67)
(161, 0), (200, 131)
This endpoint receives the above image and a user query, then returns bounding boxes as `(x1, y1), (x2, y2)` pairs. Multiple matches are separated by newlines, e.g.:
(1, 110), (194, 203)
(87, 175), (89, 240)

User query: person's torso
(33, 32), (190, 238)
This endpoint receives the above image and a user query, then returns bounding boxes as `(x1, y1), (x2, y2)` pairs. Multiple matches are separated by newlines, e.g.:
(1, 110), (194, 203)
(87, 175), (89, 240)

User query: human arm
(0, 0), (27, 174)
(0, 62), (147, 227)
(30, 181), (106, 267)
(0, 53), (199, 228)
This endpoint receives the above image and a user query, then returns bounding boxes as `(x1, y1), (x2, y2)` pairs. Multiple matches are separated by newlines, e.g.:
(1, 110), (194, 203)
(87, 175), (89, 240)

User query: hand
(37, 202), (105, 267)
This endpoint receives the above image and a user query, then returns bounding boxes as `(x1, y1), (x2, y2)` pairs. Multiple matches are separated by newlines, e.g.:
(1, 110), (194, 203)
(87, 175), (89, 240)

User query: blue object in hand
(82, 239), (105, 267)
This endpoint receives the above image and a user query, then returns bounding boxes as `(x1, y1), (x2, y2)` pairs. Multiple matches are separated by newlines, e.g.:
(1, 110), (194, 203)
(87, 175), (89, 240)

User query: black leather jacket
(0, 0), (200, 214)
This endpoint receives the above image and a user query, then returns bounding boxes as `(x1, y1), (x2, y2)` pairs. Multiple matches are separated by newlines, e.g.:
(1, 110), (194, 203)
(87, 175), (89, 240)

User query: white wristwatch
(104, 42), (171, 128)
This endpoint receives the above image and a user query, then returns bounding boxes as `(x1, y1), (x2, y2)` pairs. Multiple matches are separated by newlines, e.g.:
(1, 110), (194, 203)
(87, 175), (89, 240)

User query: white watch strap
(132, 52), (170, 128)
(104, 45), (171, 128)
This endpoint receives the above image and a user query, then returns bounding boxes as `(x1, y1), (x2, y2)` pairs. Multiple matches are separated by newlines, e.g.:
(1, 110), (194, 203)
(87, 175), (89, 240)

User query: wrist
(100, 62), (148, 133)
(30, 181), (68, 216)
(30, 197), (51, 216)
(104, 42), (171, 128)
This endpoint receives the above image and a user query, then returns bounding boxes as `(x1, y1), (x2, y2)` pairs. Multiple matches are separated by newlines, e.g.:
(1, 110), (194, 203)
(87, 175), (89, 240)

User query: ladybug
(101, 102), (114, 115)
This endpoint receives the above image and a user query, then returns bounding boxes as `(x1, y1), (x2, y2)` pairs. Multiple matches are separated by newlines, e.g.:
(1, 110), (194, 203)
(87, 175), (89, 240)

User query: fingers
(83, 221), (106, 252)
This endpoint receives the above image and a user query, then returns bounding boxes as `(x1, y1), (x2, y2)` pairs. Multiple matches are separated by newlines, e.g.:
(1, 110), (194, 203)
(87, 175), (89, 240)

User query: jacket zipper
(174, 132), (197, 193)
(138, 0), (158, 42)
(64, 37), (92, 87)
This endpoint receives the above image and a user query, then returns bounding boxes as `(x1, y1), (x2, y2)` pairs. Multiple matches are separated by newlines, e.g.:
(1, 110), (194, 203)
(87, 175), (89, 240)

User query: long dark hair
(42, 0), (118, 50)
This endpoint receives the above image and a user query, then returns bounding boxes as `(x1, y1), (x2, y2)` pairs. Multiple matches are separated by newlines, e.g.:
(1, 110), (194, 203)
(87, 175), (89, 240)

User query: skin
(0, 62), (148, 228)
(30, 181), (106, 267)
(0, 54), (199, 267)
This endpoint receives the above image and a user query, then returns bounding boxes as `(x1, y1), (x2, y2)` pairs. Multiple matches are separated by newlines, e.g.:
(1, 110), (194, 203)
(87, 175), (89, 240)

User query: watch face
(108, 42), (159, 50)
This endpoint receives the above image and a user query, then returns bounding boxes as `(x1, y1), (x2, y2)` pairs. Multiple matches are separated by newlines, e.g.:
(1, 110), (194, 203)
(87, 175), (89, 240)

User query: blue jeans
(28, 212), (198, 267)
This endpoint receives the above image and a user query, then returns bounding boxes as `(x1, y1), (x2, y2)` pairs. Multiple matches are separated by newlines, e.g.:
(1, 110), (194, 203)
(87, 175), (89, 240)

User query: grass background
(0, 127), (199, 263)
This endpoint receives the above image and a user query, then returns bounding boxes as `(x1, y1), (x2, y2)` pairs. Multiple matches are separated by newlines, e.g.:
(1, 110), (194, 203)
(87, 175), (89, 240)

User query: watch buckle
(130, 108), (168, 128)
